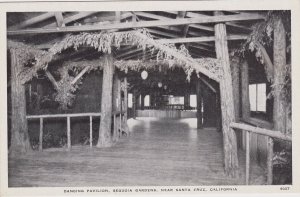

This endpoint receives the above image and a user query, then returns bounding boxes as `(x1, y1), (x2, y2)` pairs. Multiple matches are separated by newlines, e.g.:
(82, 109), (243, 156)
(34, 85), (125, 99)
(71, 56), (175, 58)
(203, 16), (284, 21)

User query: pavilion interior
(7, 11), (291, 186)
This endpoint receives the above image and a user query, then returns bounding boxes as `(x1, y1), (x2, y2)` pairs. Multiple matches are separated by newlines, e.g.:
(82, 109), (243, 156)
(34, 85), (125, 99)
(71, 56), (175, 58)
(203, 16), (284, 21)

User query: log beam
(214, 13), (238, 176)
(7, 13), (265, 35)
(97, 54), (114, 147)
(54, 12), (65, 27)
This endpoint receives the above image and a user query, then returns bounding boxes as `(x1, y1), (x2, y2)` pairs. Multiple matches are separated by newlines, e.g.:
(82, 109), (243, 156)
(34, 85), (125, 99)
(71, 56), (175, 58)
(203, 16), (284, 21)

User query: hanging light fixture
(158, 82), (162, 88)
(141, 70), (148, 80)
(164, 85), (167, 90)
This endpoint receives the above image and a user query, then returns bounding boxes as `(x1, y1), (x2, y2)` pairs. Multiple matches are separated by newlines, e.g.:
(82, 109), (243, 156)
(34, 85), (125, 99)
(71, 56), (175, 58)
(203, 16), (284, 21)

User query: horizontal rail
(26, 112), (102, 119)
(230, 122), (291, 141)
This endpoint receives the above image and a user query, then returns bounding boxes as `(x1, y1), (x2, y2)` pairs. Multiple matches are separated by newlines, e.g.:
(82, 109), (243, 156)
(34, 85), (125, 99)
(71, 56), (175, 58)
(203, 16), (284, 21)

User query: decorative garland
(8, 28), (221, 109)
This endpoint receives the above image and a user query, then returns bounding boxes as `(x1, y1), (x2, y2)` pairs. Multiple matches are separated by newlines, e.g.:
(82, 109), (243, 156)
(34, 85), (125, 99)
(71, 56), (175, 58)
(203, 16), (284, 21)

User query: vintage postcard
(0, 0), (299, 196)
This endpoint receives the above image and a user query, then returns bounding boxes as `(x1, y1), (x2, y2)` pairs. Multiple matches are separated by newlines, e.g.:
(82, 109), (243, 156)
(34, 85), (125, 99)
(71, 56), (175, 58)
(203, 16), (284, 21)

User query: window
(249, 83), (266, 112)
(168, 96), (184, 105)
(190, 94), (197, 108)
(128, 93), (133, 108)
(144, 95), (150, 107)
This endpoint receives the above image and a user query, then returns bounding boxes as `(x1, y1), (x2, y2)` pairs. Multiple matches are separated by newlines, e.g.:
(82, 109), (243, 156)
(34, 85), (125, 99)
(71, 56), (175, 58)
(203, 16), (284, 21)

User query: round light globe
(141, 70), (148, 80)
(158, 82), (162, 88)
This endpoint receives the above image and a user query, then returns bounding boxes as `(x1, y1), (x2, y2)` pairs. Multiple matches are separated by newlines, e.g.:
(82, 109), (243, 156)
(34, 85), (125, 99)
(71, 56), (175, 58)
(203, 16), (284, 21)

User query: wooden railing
(27, 111), (126, 151)
(230, 122), (292, 185)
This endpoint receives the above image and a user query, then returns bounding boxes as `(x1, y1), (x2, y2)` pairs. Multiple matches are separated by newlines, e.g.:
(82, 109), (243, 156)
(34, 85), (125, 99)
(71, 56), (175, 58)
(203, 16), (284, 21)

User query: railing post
(113, 114), (116, 138)
(89, 116), (93, 148)
(245, 130), (250, 185)
(67, 116), (71, 150)
(39, 117), (43, 151)
(267, 137), (274, 184)
(119, 113), (122, 137)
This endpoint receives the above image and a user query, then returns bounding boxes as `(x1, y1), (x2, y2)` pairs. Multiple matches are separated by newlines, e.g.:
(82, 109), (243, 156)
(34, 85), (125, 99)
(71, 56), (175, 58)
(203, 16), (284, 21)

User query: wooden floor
(8, 118), (266, 187)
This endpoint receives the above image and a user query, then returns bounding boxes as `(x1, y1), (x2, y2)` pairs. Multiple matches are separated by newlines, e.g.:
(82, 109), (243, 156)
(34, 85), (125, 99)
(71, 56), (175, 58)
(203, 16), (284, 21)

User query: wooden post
(119, 114), (122, 135)
(132, 89), (137, 119)
(267, 137), (274, 184)
(245, 131), (250, 185)
(36, 83), (43, 111)
(89, 116), (93, 148)
(196, 79), (203, 129)
(124, 77), (128, 120)
(39, 118), (43, 151)
(184, 89), (190, 110)
(231, 57), (242, 149)
(97, 54), (114, 147)
(241, 60), (250, 120)
(268, 17), (287, 184)
(214, 12), (239, 176)
(113, 114), (116, 140)
(241, 60), (250, 150)
(216, 89), (222, 132)
(273, 18), (287, 134)
(112, 74), (121, 142)
(67, 116), (71, 150)
(141, 94), (145, 110)
(9, 49), (32, 154)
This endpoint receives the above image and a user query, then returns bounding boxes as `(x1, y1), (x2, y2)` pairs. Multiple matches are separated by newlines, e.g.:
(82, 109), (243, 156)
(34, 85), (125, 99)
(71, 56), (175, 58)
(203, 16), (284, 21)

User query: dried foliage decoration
(8, 29), (222, 108)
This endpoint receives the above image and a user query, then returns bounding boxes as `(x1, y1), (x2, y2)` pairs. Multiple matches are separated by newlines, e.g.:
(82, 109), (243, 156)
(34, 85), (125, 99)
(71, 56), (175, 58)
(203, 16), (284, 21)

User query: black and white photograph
(0, 0), (299, 196)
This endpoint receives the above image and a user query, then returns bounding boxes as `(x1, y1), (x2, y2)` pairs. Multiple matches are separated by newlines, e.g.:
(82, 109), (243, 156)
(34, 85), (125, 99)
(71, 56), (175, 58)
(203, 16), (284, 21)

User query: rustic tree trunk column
(141, 93), (145, 110)
(97, 54), (114, 148)
(196, 80), (203, 129)
(9, 49), (32, 155)
(273, 18), (287, 134)
(267, 17), (287, 184)
(132, 89), (137, 119)
(241, 60), (251, 150)
(123, 77), (128, 120)
(214, 16), (239, 176)
(231, 57), (242, 149)
(184, 89), (190, 110)
(216, 90), (222, 132)
(112, 74), (121, 142)
(122, 77), (130, 135)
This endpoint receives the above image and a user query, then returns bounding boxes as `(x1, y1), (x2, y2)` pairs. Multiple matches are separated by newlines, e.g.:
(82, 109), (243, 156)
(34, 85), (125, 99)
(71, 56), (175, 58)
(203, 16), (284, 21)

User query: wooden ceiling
(7, 11), (266, 61)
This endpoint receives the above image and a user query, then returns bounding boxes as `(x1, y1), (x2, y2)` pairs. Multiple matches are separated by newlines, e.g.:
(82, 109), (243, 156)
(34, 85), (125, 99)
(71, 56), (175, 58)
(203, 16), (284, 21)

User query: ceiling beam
(9, 12), (55, 30)
(159, 34), (248, 44)
(54, 12), (65, 27)
(45, 12), (98, 27)
(189, 44), (215, 53)
(7, 13), (265, 35)
(136, 11), (213, 34)
(186, 11), (253, 31)
(116, 47), (142, 59)
(36, 34), (247, 50)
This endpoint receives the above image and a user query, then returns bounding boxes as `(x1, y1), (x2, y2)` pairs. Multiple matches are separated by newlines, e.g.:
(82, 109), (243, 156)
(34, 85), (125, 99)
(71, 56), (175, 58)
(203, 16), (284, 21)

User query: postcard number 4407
(280, 186), (290, 191)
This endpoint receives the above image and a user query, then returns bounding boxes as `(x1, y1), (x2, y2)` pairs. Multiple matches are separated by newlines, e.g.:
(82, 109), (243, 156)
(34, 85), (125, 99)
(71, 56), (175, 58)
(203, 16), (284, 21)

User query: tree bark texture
(196, 79), (203, 129)
(112, 74), (121, 142)
(273, 18), (287, 134)
(97, 54), (114, 147)
(132, 89), (137, 119)
(231, 58), (242, 149)
(241, 60), (250, 120)
(184, 90), (190, 109)
(9, 49), (32, 155)
(214, 21), (239, 177)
